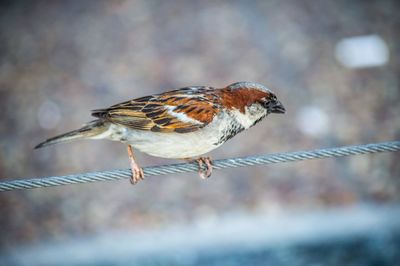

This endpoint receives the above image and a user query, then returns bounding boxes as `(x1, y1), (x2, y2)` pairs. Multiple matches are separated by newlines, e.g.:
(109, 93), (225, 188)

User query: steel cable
(0, 141), (399, 192)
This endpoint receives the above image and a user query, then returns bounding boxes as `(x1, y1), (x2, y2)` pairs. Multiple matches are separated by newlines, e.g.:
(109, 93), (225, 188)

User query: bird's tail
(34, 120), (109, 149)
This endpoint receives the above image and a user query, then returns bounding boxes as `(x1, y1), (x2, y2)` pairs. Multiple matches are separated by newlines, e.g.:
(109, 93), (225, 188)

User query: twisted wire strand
(1, 141), (399, 192)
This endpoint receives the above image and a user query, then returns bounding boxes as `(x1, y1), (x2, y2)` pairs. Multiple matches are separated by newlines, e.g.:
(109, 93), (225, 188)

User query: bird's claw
(130, 162), (144, 185)
(196, 157), (213, 179)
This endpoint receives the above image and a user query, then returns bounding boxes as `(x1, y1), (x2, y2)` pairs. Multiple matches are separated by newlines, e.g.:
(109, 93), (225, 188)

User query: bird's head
(224, 81), (285, 113)
(219, 81), (285, 128)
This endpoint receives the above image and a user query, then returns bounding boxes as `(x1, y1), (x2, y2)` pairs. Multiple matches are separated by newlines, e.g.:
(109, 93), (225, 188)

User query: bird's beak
(268, 100), (286, 114)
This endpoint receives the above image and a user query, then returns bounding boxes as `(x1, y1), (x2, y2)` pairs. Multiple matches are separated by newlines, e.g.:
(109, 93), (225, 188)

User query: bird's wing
(91, 87), (221, 133)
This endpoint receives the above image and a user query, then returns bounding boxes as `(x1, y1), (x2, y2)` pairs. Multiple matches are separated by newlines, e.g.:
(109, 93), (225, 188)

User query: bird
(35, 81), (285, 184)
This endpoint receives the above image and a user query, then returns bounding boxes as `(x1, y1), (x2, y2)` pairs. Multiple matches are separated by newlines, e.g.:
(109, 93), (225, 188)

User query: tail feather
(34, 120), (109, 149)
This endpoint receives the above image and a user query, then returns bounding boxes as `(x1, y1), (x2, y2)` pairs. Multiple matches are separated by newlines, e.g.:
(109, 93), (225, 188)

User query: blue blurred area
(2, 206), (400, 265)
(0, 0), (399, 264)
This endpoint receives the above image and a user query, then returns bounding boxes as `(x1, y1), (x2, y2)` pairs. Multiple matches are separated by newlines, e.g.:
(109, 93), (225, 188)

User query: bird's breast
(213, 115), (245, 145)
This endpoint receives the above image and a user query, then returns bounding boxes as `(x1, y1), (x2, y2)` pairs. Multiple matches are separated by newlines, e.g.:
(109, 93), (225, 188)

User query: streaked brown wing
(91, 87), (221, 133)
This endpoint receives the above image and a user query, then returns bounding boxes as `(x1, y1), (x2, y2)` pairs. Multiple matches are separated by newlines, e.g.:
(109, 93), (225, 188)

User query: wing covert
(91, 87), (221, 133)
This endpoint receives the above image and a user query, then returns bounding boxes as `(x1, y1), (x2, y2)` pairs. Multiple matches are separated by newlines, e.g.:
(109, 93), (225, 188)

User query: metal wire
(1, 141), (399, 192)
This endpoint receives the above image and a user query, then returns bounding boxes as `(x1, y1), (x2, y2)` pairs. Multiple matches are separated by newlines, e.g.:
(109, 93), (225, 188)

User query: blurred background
(0, 0), (399, 265)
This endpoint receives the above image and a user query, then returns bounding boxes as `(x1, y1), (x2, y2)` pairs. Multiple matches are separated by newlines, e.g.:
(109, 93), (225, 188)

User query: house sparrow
(35, 81), (285, 184)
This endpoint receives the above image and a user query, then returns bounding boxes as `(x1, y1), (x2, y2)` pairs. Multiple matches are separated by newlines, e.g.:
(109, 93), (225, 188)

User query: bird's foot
(195, 157), (213, 179)
(127, 145), (144, 185)
(129, 160), (144, 185)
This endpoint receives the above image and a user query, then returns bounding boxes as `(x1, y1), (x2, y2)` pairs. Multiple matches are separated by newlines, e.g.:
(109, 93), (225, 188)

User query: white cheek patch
(165, 105), (203, 125)
(230, 109), (254, 129)
(230, 104), (267, 129)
